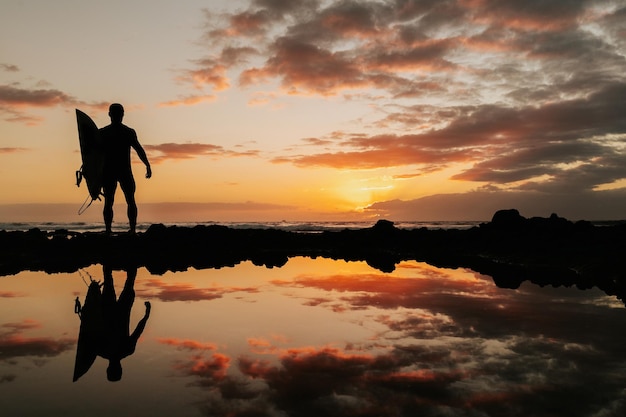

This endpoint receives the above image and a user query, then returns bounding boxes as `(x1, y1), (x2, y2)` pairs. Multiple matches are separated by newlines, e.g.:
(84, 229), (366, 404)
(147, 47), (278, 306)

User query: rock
(490, 209), (525, 228)
(0, 209), (625, 305)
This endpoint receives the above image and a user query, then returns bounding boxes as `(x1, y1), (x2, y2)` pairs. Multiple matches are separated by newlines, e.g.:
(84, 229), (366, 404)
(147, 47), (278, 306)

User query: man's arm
(130, 131), (152, 178)
(129, 301), (151, 344)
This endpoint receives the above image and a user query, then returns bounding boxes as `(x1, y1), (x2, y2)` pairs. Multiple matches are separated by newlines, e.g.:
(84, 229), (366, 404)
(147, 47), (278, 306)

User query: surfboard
(73, 280), (103, 382)
(76, 109), (104, 201)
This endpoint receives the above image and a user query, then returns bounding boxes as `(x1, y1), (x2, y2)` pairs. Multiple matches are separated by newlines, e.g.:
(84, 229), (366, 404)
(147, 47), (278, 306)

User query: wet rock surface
(2, 209), (625, 303)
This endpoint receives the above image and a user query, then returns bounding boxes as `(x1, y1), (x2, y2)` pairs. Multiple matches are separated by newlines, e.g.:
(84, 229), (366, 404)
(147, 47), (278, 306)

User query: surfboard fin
(76, 167), (83, 187)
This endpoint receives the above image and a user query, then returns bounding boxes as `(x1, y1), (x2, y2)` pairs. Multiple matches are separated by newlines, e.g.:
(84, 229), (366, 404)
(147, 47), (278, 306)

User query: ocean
(0, 220), (484, 233)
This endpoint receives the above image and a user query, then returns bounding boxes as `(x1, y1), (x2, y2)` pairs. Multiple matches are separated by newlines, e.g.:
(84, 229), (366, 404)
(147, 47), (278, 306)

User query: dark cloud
(471, 0), (589, 31)
(274, 82), (626, 193)
(0, 84), (77, 107)
(190, 0), (620, 97)
(364, 188), (626, 221)
(0, 83), (109, 124)
(0, 63), (19, 72)
(180, 0), (626, 201)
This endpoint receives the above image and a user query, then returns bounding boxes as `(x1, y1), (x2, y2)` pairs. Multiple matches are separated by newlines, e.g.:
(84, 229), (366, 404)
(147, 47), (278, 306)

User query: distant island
(1, 209), (625, 304)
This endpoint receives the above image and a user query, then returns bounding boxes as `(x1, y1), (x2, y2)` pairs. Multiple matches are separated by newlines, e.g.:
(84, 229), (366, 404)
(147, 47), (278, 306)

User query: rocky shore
(2, 209), (625, 302)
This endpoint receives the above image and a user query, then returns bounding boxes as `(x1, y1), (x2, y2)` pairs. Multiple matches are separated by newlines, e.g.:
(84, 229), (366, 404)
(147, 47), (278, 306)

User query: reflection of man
(100, 265), (151, 382)
(99, 103), (151, 234)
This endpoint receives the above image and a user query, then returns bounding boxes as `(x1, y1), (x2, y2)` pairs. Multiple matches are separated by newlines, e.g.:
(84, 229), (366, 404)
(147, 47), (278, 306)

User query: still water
(1, 257), (625, 417)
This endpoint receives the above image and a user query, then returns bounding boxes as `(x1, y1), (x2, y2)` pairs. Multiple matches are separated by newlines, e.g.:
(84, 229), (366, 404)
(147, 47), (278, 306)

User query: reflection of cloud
(170, 330), (626, 417)
(163, 258), (626, 417)
(0, 374), (16, 384)
(157, 338), (218, 352)
(0, 319), (74, 362)
(139, 278), (259, 302)
(158, 337), (230, 385)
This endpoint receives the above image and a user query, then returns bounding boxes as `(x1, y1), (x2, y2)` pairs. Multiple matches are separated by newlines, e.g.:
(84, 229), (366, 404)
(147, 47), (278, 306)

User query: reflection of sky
(1, 258), (625, 416)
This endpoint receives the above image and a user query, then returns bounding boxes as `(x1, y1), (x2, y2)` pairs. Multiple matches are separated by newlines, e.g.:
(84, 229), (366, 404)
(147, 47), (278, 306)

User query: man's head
(108, 103), (124, 124)
(107, 359), (123, 382)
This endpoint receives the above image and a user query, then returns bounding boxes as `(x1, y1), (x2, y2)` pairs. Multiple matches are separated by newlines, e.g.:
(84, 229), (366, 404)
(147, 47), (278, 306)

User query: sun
(331, 172), (396, 210)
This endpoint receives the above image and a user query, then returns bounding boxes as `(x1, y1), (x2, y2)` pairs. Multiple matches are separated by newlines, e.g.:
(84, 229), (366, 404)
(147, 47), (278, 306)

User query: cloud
(0, 63), (19, 72)
(188, 0), (621, 98)
(0, 84), (77, 108)
(364, 188), (626, 221)
(144, 142), (260, 164)
(0, 83), (109, 124)
(274, 82), (626, 193)
(0, 290), (27, 297)
(0, 148), (29, 156)
(171, 0), (626, 202)
(159, 94), (216, 107)
(465, 0), (588, 31)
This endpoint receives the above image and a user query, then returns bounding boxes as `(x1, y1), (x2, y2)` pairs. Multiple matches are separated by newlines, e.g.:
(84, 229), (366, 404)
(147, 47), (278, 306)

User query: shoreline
(1, 209), (625, 304)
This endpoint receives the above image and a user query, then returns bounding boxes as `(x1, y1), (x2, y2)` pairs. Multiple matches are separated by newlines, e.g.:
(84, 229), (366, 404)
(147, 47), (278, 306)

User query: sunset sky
(1, 0), (626, 223)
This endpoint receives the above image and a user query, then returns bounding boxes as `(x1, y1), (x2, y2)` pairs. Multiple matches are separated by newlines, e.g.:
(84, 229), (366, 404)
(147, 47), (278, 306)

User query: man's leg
(118, 267), (137, 307)
(118, 267), (137, 331)
(119, 174), (137, 233)
(102, 265), (117, 310)
(103, 180), (117, 233)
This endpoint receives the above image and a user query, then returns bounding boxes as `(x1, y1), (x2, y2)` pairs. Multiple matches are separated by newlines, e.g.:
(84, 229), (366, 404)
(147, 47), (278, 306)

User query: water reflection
(0, 258), (625, 416)
(73, 265), (151, 382)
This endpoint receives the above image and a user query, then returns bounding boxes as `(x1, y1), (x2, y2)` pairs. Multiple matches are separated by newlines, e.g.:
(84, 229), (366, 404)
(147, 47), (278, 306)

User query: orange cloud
(0, 290), (27, 297)
(0, 147), (29, 155)
(144, 142), (260, 164)
(180, 58), (230, 92)
(272, 135), (481, 169)
(159, 94), (216, 107)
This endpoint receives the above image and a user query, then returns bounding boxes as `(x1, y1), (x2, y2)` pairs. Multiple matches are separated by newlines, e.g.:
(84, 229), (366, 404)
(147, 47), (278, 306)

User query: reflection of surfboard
(73, 280), (103, 382)
(76, 109), (104, 201)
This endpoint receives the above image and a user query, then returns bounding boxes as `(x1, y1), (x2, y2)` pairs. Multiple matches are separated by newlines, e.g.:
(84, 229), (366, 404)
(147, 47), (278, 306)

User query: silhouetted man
(100, 103), (151, 234)
(100, 265), (151, 382)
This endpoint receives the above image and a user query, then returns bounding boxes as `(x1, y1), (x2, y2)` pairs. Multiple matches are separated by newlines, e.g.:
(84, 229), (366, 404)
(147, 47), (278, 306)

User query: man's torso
(99, 123), (137, 174)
